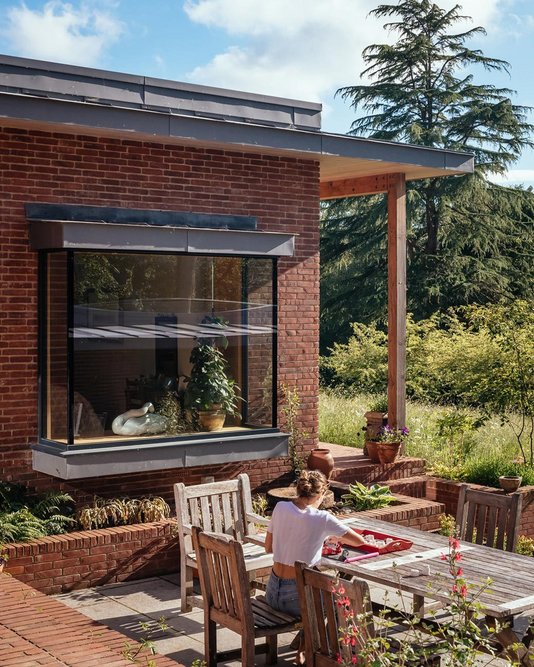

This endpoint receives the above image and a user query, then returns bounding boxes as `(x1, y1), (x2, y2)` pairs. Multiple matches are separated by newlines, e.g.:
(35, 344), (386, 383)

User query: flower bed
(3, 518), (178, 595)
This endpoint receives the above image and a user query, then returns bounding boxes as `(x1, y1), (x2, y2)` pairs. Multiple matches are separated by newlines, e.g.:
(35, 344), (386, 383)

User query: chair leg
(181, 563), (193, 612)
(266, 635), (278, 665)
(241, 634), (256, 667)
(205, 617), (217, 667)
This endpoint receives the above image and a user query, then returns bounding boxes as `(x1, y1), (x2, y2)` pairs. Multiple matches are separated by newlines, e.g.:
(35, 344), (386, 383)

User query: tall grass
(319, 390), (527, 486)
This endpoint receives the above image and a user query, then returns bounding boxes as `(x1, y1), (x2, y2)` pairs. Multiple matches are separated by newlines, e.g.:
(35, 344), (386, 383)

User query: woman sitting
(265, 469), (367, 661)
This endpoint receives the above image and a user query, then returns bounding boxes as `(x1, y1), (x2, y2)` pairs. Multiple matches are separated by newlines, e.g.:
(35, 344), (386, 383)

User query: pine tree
(321, 0), (534, 350)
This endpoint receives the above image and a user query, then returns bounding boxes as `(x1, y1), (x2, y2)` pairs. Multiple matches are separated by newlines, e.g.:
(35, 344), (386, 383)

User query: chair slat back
(192, 526), (253, 630)
(174, 476), (250, 556)
(456, 485), (522, 552)
(295, 562), (374, 667)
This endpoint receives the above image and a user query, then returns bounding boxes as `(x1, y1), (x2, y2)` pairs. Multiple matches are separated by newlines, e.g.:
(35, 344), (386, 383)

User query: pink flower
(454, 552), (462, 561)
(457, 568), (463, 576)
(338, 585), (346, 595)
(460, 585), (468, 598)
(440, 554), (447, 561)
(450, 538), (460, 550)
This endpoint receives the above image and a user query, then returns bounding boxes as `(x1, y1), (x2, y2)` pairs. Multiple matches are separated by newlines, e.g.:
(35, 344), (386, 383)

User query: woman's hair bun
(296, 469), (327, 498)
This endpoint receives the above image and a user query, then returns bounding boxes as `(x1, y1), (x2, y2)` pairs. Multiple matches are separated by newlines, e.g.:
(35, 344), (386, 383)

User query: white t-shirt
(267, 501), (348, 567)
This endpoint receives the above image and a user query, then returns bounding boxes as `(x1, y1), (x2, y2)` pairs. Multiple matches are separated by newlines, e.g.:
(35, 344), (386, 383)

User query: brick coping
(0, 573), (181, 667)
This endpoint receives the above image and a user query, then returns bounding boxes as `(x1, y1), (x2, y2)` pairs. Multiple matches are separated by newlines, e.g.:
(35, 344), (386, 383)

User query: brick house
(0, 55), (473, 502)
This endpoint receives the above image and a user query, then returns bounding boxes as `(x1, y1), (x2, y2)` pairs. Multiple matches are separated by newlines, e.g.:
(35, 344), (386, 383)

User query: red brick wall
(0, 125), (320, 499)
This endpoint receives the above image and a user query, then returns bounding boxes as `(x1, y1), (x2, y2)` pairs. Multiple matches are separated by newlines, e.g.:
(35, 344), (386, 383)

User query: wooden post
(387, 174), (407, 430)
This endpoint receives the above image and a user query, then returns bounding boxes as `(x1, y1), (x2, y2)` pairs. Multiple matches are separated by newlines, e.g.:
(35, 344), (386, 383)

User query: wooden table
(321, 516), (534, 664)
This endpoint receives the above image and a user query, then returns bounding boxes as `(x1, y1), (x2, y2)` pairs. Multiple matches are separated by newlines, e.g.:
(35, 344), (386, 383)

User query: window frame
(38, 248), (279, 452)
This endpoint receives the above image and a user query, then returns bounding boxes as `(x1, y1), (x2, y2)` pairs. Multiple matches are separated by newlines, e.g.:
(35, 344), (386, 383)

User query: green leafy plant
(438, 513), (457, 537)
(280, 384), (308, 474)
(0, 483), (76, 543)
(77, 496), (170, 531)
(368, 394), (388, 413)
(341, 482), (396, 511)
(516, 535), (534, 557)
(122, 616), (168, 666)
(185, 342), (240, 415)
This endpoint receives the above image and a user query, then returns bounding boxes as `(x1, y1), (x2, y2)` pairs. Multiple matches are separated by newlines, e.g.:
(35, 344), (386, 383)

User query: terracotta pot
(307, 447), (335, 479)
(366, 440), (381, 463)
(499, 475), (522, 493)
(377, 441), (401, 465)
(198, 409), (226, 431)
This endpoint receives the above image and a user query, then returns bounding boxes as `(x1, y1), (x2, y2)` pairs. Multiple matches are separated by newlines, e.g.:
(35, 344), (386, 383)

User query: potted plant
(185, 341), (240, 431)
(375, 425), (409, 464)
(364, 395), (388, 461)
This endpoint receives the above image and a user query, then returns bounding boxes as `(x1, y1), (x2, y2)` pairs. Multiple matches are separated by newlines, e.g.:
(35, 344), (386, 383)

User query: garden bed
(3, 518), (178, 595)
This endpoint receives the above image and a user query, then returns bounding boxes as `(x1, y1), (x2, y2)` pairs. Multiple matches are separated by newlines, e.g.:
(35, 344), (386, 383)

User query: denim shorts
(265, 572), (301, 617)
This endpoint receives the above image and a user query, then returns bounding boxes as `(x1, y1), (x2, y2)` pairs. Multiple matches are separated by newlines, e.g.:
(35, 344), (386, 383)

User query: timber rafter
(320, 173), (404, 200)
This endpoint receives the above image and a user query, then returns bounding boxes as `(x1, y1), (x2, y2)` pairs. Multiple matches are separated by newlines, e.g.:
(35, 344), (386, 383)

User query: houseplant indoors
(185, 341), (240, 431)
(375, 425), (409, 464)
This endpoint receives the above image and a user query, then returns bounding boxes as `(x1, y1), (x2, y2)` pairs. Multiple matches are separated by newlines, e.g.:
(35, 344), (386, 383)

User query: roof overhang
(0, 54), (474, 185)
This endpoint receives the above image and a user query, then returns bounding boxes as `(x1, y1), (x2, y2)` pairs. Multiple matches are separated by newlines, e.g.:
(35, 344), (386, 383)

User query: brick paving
(0, 573), (181, 667)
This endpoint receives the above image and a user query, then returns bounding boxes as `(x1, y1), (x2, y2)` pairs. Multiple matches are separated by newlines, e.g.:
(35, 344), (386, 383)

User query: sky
(1, 0), (534, 185)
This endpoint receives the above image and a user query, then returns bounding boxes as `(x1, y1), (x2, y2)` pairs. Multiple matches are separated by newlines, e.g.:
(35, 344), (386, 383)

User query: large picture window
(41, 251), (276, 446)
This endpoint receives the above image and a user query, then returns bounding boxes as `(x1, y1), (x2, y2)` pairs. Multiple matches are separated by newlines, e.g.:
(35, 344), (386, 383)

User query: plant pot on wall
(499, 475), (522, 493)
(377, 442), (401, 465)
(307, 447), (335, 479)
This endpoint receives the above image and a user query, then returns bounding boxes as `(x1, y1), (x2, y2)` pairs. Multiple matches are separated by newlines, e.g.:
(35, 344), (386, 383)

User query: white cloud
(489, 169), (534, 184)
(183, 0), (505, 105)
(2, 1), (123, 66)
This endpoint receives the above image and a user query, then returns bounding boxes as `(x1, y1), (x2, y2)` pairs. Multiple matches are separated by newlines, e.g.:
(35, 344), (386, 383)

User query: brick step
(321, 443), (427, 485)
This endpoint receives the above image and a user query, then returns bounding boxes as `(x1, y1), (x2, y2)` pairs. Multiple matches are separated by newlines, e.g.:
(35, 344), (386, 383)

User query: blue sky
(1, 0), (534, 185)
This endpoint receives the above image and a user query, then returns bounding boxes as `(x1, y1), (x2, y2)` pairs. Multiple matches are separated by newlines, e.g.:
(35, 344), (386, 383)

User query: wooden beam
(320, 174), (390, 200)
(387, 173), (407, 430)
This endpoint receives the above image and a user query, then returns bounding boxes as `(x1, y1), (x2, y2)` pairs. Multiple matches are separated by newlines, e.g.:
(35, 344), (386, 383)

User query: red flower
(454, 552), (462, 561)
(440, 554), (447, 561)
(457, 568), (463, 576)
(460, 585), (468, 598)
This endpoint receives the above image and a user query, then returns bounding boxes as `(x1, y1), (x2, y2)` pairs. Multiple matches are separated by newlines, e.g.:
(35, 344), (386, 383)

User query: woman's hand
(337, 528), (367, 548)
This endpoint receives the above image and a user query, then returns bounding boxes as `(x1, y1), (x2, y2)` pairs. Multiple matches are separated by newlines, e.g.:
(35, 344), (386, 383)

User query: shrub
(76, 496), (170, 530)
(0, 483), (76, 543)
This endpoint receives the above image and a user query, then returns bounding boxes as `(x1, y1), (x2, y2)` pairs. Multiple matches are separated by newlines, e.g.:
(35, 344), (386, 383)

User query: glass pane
(67, 252), (275, 444)
(46, 253), (69, 441)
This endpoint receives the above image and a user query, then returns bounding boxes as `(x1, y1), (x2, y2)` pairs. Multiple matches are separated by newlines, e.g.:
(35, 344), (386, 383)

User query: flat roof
(0, 54), (473, 182)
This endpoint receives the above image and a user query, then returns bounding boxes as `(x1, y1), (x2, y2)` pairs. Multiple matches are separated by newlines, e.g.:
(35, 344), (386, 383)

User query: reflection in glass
(45, 252), (275, 444)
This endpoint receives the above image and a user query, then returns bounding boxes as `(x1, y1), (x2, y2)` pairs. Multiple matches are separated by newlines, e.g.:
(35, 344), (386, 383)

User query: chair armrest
(180, 522), (193, 535)
(245, 533), (267, 547)
(246, 511), (270, 527)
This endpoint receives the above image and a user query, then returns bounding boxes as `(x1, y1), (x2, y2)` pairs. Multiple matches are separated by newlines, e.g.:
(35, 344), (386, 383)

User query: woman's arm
(337, 528), (367, 548)
(265, 531), (273, 553)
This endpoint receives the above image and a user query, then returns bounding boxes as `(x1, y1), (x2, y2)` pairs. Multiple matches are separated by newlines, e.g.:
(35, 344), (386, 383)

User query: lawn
(319, 391), (533, 487)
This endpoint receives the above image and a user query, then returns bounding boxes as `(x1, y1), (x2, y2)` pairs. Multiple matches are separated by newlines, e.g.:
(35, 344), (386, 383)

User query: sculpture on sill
(112, 402), (167, 436)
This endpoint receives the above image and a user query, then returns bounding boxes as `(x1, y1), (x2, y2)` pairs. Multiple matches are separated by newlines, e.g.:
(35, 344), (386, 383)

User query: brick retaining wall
(3, 519), (179, 595)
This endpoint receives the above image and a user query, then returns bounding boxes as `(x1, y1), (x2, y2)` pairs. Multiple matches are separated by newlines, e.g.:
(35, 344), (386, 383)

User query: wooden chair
(174, 473), (273, 611)
(192, 526), (300, 666)
(295, 563), (440, 667)
(295, 561), (375, 666)
(456, 484), (522, 552)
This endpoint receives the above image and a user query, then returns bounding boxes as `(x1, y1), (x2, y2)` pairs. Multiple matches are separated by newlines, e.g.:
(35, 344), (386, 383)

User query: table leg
(413, 594), (425, 617)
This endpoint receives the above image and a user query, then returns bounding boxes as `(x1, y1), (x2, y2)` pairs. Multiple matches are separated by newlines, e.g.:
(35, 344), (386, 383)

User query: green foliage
(321, 0), (534, 350)
(323, 303), (534, 433)
(438, 514), (457, 537)
(122, 616), (169, 666)
(341, 482), (396, 511)
(280, 384), (308, 474)
(0, 483), (76, 543)
(76, 496), (170, 531)
(516, 535), (534, 557)
(367, 394), (388, 414)
(185, 342), (240, 415)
